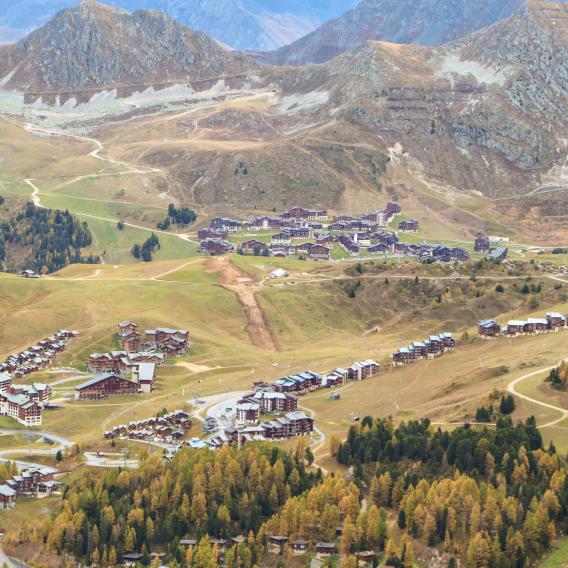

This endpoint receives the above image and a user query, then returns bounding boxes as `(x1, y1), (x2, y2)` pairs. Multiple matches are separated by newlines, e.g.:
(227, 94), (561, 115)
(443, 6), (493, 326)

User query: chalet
(527, 318), (549, 334)
(281, 207), (328, 221)
(210, 217), (242, 232)
(308, 245), (331, 261)
(328, 222), (348, 232)
(451, 247), (470, 262)
(353, 233), (372, 247)
(145, 328), (190, 354)
(75, 374), (139, 400)
(410, 341), (428, 359)
(474, 234), (490, 253)
(316, 235), (335, 248)
(261, 411), (314, 439)
(118, 321), (137, 335)
(240, 240), (267, 255)
(368, 243), (390, 254)
(503, 320), (526, 336)
(316, 543), (337, 558)
(236, 402), (261, 424)
(198, 228), (228, 241)
(268, 535), (289, 552)
(180, 539), (198, 549)
(424, 336), (444, 357)
(200, 238), (234, 256)
(295, 242), (313, 255)
(385, 201), (401, 215)
(246, 390), (298, 413)
(7, 382), (52, 406)
(356, 551), (377, 567)
(399, 219), (419, 232)
(0, 392), (42, 426)
(291, 540), (309, 555)
(271, 231), (292, 245)
(20, 269), (41, 279)
(440, 332), (456, 350)
(547, 312), (567, 330)
(119, 330), (141, 352)
(289, 226), (311, 240)
(88, 351), (125, 374)
(0, 485), (16, 509)
(337, 235), (360, 256)
(348, 360), (380, 380)
(134, 362), (156, 393)
(478, 320), (501, 337)
(0, 372), (11, 391)
(270, 244), (295, 257)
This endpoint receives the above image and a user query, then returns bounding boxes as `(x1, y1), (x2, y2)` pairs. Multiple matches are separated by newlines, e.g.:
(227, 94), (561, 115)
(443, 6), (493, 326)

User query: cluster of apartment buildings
(197, 204), (474, 264)
(78, 323), (190, 400)
(0, 467), (60, 509)
(0, 330), (78, 378)
(118, 322), (190, 357)
(478, 312), (567, 338)
(392, 332), (456, 366)
(253, 360), (380, 397)
(0, 373), (51, 426)
(204, 411), (316, 449)
(104, 410), (192, 445)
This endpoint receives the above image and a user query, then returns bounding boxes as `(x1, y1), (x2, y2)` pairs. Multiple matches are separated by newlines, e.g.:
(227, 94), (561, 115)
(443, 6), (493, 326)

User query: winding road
(507, 357), (568, 428)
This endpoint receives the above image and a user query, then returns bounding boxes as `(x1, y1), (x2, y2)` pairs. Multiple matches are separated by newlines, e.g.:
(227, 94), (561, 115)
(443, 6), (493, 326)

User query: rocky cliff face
(0, 0), (258, 92)
(261, 0), (526, 65)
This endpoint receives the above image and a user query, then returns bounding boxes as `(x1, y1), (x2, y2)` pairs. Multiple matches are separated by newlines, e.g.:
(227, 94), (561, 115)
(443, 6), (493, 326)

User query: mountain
(0, 0), (258, 93)
(0, 0), (357, 51)
(261, 0), (526, 65)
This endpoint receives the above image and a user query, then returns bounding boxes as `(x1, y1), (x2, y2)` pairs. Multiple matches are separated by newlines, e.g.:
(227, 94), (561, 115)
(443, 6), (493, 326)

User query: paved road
(507, 357), (568, 428)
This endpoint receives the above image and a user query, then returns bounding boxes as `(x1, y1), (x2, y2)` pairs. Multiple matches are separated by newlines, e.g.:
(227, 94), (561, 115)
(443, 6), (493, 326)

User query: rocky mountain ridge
(0, 0), (259, 93)
(260, 0), (527, 65)
(0, 0), (357, 51)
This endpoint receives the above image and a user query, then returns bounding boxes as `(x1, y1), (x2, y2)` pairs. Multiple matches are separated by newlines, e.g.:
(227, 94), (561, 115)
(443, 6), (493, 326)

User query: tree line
(157, 204), (197, 230)
(0, 202), (98, 273)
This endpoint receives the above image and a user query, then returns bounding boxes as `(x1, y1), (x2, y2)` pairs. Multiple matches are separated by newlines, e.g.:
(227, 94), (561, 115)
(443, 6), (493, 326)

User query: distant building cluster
(0, 373), (52, 426)
(196, 204), (474, 263)
(0, 467), (60, 510)
(104, 410), (192, 444)
(78, 323), (190, 399)
(478, 312), (567, 338)
(0, 330), (78, 378)
(392, 332), (456, 366)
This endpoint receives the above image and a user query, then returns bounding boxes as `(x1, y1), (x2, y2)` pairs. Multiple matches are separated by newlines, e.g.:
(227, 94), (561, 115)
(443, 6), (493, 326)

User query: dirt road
(208, 256), (278, 352)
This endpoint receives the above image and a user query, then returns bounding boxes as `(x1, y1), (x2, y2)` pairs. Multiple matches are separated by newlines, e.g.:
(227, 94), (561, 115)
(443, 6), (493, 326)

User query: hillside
(0, 0), (259, 96)
(0, 0), (357, 51)
(260, 0), (525, 66)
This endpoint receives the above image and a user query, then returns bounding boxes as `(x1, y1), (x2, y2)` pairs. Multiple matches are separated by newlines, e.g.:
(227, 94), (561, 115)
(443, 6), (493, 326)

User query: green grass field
(538, 537), (568, 568)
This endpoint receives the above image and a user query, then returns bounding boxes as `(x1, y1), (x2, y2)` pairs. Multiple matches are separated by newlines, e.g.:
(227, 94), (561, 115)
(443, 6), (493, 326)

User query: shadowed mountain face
(260, 0), (527, 65)
(0, 0), (357, 51)
(0, 0), (259, 91)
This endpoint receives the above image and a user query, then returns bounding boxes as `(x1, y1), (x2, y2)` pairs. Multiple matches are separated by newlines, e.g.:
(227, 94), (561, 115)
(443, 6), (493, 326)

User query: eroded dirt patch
(206, 256), (278, 352)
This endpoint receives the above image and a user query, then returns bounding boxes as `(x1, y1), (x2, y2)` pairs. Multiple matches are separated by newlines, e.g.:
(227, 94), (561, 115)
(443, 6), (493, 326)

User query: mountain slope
(261, 0), (526, 65)
(0, 0), (357, 51)
(0, 0), (258, 92)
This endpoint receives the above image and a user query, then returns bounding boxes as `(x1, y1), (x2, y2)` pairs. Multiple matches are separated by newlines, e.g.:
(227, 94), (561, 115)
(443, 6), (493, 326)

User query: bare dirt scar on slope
(206, 256), (278, 352)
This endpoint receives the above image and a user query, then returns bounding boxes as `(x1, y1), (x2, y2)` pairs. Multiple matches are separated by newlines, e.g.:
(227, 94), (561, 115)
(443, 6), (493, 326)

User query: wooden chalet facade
(474, 234), (490, 253)
(398, 219), (419, 232)
(75, 374), (139, 400)
(200, 238), (235, 256)
(0, 391), (42, 426)
(261, 411), (314, 439)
